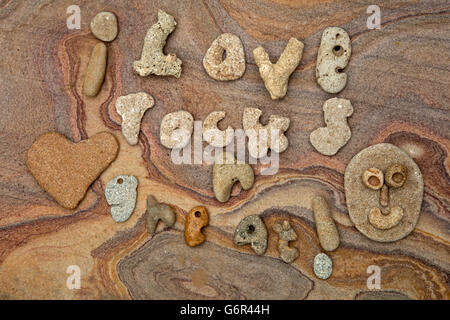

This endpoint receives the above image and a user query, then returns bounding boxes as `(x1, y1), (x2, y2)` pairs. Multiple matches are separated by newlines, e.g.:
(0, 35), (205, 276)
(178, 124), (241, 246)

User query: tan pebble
(368, 206), (404, 230)
(185, 206), (209, 247)
(146, 195), (176, 235)
(115, 92), (155, 145)
(272, 221), (299, 263)
(253, 38), (304, 99)
(212, 152), (254, 203)
(203, 33), (245, 81)
(133, 10), (182, 78)
(90, 11), (118, 42)
(243, 107), (290, 159)
(312, 196), (340, 252)
(160, 111), (194, 149)
(345, 143), (423, 242)
(82, 42), (107, 97)
(385, 163), (408, 188)
(26, 132), (118, 209)
(316, 27), (351, 93)
(202, 111), (234, 147)
(362, 167), (384, 190)
(309, 97), (353, 156)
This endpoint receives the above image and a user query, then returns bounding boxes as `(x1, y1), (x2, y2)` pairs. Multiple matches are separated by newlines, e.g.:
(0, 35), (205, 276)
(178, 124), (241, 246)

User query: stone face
(133, 10), (182, 78)
(316, 26), (351, 93)
(312, 196), (340, 252)
(90, 11), (118, 42)
(253, 37), (304, 99)
(243, 107), (290, 159)
(159, 110), (194, 149)
(310, 97), (353, 156)
(184, 206), (209, 247)
(203, 33), (245, 81)
(202, 111), (234, 147)
(26, 132), (119, 209)
(212, 152), (254, 203)
(234, 215), (268, 255)
(115, 92), (155, 145)
(82, 42), (107, 97)
(145, 195), (176, 235)
(105, 175), (138, 223)
(314, 253), (333, 280)
(272, 221), (299, 263)
(344, 143), (424, 242)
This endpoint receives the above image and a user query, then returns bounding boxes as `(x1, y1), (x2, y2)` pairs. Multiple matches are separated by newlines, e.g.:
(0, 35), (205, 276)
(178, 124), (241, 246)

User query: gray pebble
(314, 253), (333, 279)
(234, 214), (267, 255)
(105, 175), (138, 222)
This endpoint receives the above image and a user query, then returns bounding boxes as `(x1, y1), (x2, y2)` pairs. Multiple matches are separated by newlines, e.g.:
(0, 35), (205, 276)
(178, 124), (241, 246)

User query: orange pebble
(184, 206), (209, 247)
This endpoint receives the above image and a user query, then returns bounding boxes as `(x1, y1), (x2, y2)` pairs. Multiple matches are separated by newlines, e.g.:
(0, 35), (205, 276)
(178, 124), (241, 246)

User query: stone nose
(379, 183), (389, 208)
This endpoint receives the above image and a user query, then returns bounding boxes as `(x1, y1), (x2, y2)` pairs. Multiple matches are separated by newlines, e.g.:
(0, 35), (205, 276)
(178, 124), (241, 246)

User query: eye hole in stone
(362, 168), (384, 190)
(385, 163), (408, 188)
(336, 67), (344, 73)
(117, 178), (123, 184)
(332, 45), (343, 56)
(248, 225), (255, 233)
(195, 211), (201, 217)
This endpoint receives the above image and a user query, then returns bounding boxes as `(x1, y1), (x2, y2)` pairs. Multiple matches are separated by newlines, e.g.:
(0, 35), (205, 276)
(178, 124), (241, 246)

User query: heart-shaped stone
(26, 132), (119, 209)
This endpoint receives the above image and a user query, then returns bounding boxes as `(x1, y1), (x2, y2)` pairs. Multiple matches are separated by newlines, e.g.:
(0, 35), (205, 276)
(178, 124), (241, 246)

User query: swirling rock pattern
(0, 0), (448, 299)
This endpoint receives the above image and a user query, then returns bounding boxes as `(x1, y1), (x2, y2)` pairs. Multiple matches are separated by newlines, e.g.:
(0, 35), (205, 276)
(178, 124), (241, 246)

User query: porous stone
(234, 214), (268, 255)
(312, 196), (340, 252)
(272, 221), (299, 263)
(212, 152), (254, 203)
(82, 42), (107, 97)
(90, 11), (118, 42)
(310, 97), (353, 156)
(160, 110), (194, 149)
(133, 10), (182, 78)
(185, 206), (209, 247)
(243, 107), (290, 159)
(344, 143), (424, 242)
(314, 253), (333, 280)
(203, 33), (245, 81)
(115, 92), (155, 145)
(26, 132), (118, 209)
(145, 195), (176, 235)
(105, 175), (138, 223)
(202, 111), (234, 147)
(253, 38), (304, 99)
(316, 27), (351, 93)
(368, 206), (404, 230)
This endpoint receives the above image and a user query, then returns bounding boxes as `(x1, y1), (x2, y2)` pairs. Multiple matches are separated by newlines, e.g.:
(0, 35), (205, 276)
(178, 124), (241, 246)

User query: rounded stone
(344, 143), (423, 242)
(314, 253), (333, 280)
(90, 11), (118, 42)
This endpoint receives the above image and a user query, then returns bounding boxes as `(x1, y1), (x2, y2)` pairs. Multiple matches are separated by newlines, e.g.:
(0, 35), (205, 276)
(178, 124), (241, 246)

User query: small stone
(159, 110), (194, 149)
(314, 253), (333, 280)
(316, 26), (351, 93)
(212, 152), (254, 203)
(243, 107), (290, 159)
(344, 143), (424, 242)
(115, 92), (155, 145)
(234, 214), (268, 255)
(185, 206), (209, 247)
(90, 11), (118, 42)
(310, 97), (353, 156)
(272, 221), (299, 263)
(82, 42), (107, 97)
(202, 111), (234, 147)
(203, 33), (245, 81)
(312, 196), (340, 252)
(253, 38), (304, 99)
(26, 132), (118, 209)
(133, 10), (182, 78)
(105, 175), (138, 223)
(145, 195), (176, 235)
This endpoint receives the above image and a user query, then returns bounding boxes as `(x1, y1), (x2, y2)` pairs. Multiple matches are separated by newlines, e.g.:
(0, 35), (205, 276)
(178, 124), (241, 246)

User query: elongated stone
(83, 42), (107, 97)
